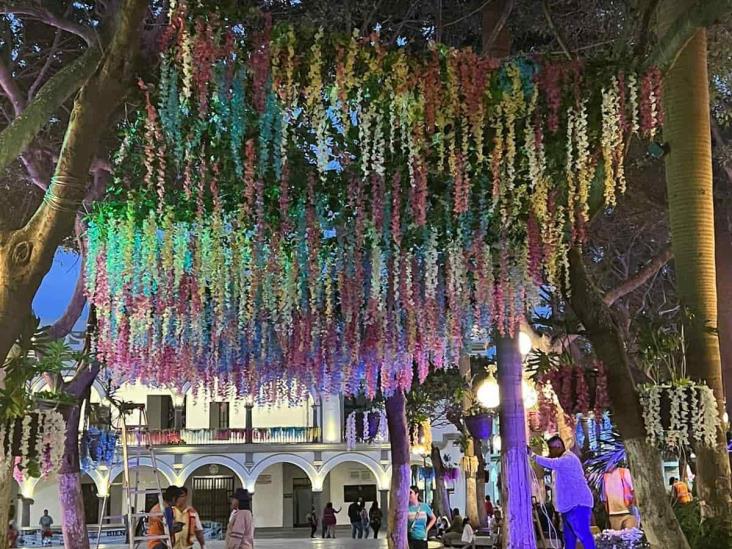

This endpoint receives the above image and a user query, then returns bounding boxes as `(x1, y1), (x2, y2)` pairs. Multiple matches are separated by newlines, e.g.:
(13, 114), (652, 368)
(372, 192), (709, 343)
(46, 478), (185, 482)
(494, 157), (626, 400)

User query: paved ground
(100, 540), (390, 548)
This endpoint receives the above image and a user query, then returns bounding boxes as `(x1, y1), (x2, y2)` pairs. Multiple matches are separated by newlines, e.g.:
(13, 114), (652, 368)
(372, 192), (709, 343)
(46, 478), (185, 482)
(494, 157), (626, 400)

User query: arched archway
(248, 455), (318, 528)
(319, 454), (389, 528)
(320, 453), (389, 490)
(106, 464), (173, 519)
(180, 460), (244, 536)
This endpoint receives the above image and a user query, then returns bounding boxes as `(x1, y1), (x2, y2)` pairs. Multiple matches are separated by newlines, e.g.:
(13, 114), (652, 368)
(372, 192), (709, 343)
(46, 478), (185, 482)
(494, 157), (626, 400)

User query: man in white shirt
(530, 435), (596, 549)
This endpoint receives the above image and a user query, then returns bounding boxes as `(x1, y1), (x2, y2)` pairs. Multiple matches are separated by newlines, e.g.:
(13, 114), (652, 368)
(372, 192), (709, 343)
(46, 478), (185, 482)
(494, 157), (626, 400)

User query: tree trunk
(58, 402), (89, 549)
(386, 390), (410, 549)
(660, 0), (732, 524)
(430, 444), (451, 519)
(0, 460), (14, 549)
(716, 215), (732, 427)
(496, 335), (536, 549)
(476, 441), (488, 527)
(568, 247), (691, 549)
(457, 355), (480, 526)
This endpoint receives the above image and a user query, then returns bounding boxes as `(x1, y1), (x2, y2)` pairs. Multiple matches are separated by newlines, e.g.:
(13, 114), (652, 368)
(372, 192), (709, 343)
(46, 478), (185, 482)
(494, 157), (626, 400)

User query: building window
(210, 402), (230, 430)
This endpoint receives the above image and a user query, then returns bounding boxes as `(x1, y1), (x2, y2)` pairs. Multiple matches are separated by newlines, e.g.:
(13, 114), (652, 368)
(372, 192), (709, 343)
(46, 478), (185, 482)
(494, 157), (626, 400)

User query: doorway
(292, 479), (313, 527)
(192, 476), (235, 530)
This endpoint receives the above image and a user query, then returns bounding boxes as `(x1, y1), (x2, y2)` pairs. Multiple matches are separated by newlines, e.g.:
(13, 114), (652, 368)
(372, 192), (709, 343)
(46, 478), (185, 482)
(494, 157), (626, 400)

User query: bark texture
(660, 0), (732, 525)
(430, 444), (451, 519)
(568, 247), (690, 549)
(496, 335), (536, 549)
(58, 402), (89, 549)
(716, 217), (732, 426)
(386, 390), (410, 549)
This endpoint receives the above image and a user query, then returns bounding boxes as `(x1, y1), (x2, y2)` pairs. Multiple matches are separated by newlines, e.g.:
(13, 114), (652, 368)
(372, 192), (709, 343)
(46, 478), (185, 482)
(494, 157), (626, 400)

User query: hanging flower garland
(639, 382), (720, 448)
(345, 409), (388, 449)
(86, 6), (664, 404)
(80, 428), (120, 473)
(1, 411), (66, 480)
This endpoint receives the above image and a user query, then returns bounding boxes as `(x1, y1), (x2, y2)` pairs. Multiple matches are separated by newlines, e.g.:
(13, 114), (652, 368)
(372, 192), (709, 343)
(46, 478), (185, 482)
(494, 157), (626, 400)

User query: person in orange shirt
(669, 477), (693, 505)
(148, 486), (183, 549)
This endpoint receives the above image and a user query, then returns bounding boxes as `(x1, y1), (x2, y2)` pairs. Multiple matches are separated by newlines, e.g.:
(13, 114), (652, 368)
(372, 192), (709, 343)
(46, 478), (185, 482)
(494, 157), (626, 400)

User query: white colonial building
(11, 376), (481, 538)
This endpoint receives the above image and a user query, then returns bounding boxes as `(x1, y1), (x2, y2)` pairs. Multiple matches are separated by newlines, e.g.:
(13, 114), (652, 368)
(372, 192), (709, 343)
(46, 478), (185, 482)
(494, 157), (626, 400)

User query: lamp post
(244, 395), (254, 444)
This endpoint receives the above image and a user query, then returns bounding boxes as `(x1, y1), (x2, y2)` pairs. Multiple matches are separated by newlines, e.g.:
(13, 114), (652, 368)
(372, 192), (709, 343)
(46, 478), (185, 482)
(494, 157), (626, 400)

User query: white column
(321, 395), (342, 443)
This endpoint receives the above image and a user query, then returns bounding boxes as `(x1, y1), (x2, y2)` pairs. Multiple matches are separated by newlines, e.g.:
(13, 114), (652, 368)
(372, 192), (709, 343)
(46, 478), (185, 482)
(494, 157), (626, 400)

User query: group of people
(306, 498), (382, 539)
(146, 485), (254, 549)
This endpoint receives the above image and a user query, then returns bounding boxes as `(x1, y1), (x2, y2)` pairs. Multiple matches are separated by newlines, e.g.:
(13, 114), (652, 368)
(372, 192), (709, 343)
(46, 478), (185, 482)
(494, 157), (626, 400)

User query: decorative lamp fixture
(476, 366), (500, 409)
(522, 380), (538, 409)
(519, 331), (533, 357)
(492, 435), (502, 453)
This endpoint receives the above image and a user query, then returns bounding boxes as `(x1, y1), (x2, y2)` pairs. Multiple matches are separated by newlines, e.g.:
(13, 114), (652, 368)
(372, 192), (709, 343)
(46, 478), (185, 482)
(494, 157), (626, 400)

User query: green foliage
(0, 315), (84, 422)
(674, 501), (732, 549)
(405, 367), (467, 427)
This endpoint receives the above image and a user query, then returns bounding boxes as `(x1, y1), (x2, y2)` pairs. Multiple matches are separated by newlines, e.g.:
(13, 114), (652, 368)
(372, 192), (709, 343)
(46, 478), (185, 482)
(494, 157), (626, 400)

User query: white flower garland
(19, 415), (32, 467)
(43, 411), (66, 477)
(345, 411), (357, 450)
(627, 73), (640, 135)
(640, 382), (721, 449)
(362, 410), (370, 444)
(696, 386), (719, 448)
(376, 410), (388, 441)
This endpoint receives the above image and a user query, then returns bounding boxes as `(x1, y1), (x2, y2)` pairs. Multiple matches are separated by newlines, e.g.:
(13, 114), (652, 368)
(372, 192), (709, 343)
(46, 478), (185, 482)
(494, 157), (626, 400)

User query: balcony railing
(123, 426), (321, 446)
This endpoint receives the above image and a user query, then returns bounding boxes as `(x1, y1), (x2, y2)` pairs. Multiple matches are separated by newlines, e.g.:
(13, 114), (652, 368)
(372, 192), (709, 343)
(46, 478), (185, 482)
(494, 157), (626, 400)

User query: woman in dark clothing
(369, 501), (383, 539)
(321, 502), (341, 538)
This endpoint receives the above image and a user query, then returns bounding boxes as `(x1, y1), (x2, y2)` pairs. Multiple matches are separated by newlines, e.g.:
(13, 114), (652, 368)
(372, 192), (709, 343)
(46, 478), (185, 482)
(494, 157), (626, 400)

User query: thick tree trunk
(660, 0), (732, 524)
(386, 390), (410, 549)
(58, 402), (89, 549)
(568, 247), (691, 549)
(0, 460), (14, 549)
(496, 335), (536, 549)
(430, 444), (451, 519)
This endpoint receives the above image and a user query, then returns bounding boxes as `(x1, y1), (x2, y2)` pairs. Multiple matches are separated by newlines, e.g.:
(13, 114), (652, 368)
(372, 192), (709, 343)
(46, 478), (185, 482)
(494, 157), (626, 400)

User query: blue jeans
(562, 505), (596, 549)
(351, 521), (363, 538)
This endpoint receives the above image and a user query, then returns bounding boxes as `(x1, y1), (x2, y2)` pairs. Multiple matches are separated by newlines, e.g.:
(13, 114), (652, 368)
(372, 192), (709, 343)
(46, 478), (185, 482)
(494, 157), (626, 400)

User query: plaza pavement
(100, 540), (390, 548)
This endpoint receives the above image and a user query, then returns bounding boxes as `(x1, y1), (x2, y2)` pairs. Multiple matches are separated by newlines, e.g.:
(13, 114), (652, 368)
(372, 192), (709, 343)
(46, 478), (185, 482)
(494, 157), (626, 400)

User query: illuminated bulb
(476, 375), (500, 409)
(492, 435), (501, 453)
(724, 412), (729, 424)
(519, 331), (533, 357)
(522, 380), (538, 409)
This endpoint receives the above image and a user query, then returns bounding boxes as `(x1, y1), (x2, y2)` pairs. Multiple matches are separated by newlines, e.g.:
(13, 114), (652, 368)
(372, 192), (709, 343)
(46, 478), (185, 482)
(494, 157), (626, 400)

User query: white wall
(321, 395), (342, 443)
(29, 476), (62, 527)
(109, 467), (170, 517)
(252, 464), (284, 527)
(326, 464), (376, 525)
(252, 401), (309, 428)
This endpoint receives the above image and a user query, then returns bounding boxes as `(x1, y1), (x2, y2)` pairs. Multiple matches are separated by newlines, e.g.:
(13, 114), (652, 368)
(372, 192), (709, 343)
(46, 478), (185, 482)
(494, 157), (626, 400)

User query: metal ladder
(95, 403), (173, 549)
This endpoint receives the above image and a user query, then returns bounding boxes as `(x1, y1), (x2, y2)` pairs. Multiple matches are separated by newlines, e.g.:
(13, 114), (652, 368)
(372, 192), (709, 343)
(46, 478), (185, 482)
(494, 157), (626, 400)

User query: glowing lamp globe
(492, 435), (502, 453)
(476, 376), (500, 409)
(522, 380), (538, 409)
(519, 331), (533, 357)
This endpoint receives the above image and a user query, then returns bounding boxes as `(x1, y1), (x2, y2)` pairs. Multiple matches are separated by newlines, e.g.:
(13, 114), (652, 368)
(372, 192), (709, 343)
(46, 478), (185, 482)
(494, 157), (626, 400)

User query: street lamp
(476, 370), (500, 409)
(519, 331), (533, 357)
(522, 380), (538, 409)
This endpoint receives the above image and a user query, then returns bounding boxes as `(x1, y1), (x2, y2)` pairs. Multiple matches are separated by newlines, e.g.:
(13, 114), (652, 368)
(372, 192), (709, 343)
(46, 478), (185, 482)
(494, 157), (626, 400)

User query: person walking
(306, 506), (318, 538)
(602, 464), (637, 530)
(530, 435), (596, 549)
(39, 510), (53, 547)
(7, 521), (18, 548)
(225, 488), (254, 549)
(322, 502), (340, 538)
(369, 501), (383, 539)
(407, 486), (436, 549)
(360, 505), (370, 538)
(348, 498), (364, 539)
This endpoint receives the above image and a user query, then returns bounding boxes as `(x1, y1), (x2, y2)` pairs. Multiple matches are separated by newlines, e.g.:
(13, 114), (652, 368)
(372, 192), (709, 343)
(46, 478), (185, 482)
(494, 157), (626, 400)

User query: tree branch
(541, 0), (572, 60)
(0, 58), (26, 115)
(28, 19), (67, 100)
(632, 0), (661, 60)
(647, 0), (732, 70)
(0, 47), (101, 174)
(603, 245), (673, 306)
(0, 6), (97, 47)
(482, 0), (514, 55)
